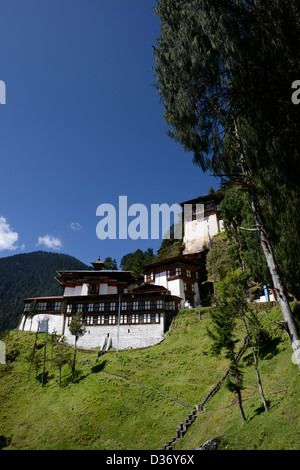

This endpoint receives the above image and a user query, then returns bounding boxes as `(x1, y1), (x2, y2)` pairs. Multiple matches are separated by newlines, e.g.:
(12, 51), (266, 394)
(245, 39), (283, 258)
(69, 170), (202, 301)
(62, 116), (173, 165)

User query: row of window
(191, 203), (220, 221)
(24, 302), (61, 312)
(66, 300), (174, 314)
(144, 268), (198, 282)
(67, 313), (161, 326)
(24, 300), (179, 315)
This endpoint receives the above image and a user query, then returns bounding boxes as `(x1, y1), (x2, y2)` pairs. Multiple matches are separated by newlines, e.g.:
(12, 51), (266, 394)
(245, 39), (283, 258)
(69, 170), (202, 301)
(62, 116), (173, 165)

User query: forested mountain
(0, 251), (89, 332)
(0, 243), (181, 333)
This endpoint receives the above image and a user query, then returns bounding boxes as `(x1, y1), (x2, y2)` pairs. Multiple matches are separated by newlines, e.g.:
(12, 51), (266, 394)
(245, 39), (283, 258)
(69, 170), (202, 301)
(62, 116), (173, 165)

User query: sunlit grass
(0, 304), (299, 450)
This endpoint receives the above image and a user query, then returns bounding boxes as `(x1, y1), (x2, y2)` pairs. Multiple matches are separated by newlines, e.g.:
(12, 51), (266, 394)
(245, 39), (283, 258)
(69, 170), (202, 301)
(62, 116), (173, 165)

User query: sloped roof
(130, 283), (169, 294)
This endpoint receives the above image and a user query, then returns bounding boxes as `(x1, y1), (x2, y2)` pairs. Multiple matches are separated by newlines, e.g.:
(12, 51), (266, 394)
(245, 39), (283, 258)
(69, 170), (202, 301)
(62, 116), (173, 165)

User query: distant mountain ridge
(0, 251), (89, 332)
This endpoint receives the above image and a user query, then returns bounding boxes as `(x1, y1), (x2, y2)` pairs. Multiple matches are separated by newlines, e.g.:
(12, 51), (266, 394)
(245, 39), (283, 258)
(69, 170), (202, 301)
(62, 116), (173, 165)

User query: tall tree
(207, 288), (247, 423)
(120, 248), (155, 276)
(69, 312), (86, 383)
(220, 187), (270, 285)
(41, 330), (48, 389)
(103, 257), (118, 270)
(26, 299), (39, 332)
(53, 343), (72, 385)
(214, 271), (269, 412)
(27, 319), (40, 380)
(154, 0), (300, 370)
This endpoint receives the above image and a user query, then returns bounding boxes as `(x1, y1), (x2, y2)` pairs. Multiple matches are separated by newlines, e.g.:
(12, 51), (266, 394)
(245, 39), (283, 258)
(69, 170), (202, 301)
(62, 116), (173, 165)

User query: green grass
(0, 304), (299, 450)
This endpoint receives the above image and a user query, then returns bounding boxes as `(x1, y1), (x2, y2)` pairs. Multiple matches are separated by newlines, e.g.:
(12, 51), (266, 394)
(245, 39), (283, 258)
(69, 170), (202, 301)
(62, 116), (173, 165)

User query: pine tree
(53, 344), (72, 385)
(207, 290), (247, 423)
(154, 0), (300, 370)
(69, 312), (86, 383)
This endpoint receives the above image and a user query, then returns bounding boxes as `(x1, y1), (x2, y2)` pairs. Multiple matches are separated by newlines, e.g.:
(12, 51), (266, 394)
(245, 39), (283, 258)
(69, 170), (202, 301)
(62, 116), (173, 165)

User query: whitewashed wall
(19, 313), (165, 350)
(154, 271), (168, 289)
(64, 284), (89, 297)
(21, 313), (65, 335)
(183, 214), (223, 254)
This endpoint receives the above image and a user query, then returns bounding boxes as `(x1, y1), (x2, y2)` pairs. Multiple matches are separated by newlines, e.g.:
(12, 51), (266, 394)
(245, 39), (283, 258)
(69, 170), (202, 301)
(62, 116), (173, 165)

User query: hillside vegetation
(0, 251), (89, 332)
(0, 304), (299, 450)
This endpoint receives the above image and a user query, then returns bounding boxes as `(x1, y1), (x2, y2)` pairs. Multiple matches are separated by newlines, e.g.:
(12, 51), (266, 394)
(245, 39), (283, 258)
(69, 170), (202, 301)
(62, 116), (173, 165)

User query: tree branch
(238, 227), (260, 233)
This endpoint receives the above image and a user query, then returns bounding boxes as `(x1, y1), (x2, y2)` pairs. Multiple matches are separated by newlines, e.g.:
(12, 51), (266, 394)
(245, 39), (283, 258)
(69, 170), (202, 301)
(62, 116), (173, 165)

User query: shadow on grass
(249, 401), (272, 420)
(243, 333), (282, 367)
(36, 371), (55, 385)
(248, 394), (285, 421)
(91, 360), (107, 374)
(0, 435), (11, 450)
(59, 369), (88, 387)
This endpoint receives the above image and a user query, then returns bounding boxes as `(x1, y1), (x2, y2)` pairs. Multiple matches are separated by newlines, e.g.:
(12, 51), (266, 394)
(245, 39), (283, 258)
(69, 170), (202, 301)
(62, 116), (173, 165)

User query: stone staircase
(158, 335), (250, 450)
(158, 409), (198, 450)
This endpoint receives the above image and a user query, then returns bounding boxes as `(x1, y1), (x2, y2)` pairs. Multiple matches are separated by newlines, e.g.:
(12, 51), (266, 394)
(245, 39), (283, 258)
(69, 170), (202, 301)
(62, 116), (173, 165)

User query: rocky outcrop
(195, 436), (223, 450)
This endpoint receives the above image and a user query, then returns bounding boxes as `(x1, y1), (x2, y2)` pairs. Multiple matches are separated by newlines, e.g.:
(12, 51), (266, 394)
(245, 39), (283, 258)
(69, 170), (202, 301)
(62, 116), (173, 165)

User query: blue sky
(0, 0), (219, 267)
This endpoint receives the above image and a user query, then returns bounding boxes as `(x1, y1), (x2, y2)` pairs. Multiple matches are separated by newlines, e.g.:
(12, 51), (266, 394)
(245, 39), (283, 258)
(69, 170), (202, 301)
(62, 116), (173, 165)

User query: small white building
(142, 254), (204, 309)
(180, 193), (224, 255)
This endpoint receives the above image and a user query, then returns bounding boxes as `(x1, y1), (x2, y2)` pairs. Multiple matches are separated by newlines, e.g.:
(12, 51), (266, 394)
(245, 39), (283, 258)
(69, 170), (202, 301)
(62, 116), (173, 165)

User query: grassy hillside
(0, 251), (89, 332)
(0, 304), (299, 450)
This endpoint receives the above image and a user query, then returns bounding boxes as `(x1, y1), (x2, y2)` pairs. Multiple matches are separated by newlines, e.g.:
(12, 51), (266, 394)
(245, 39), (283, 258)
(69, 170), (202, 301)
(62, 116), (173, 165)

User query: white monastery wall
(155, 271), (168, 289)
(65, 318), (165, 350)
(64, 284), (88, 297)
(184, 214), (223, 254)
(64, 287), (74, 296)
(21, 313), (65, 336)
(99, 283), (108, 295)
(81, 283), (89, 296)
(19, 313), (165, 350)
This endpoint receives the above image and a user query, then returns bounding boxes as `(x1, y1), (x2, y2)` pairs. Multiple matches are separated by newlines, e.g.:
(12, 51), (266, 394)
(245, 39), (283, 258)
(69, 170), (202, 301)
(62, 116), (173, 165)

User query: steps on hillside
(160, 408), (198, 450)
(158, 336), (251, 451)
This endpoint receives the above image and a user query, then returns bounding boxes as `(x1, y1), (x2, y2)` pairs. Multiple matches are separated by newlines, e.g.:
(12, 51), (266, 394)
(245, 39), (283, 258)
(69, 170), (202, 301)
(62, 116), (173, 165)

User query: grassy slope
(0, 305), (299, 450)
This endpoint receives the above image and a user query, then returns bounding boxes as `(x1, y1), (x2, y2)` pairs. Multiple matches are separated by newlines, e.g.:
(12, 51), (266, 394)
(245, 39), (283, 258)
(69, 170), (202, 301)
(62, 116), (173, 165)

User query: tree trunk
(254, 358), (269, 413)
(235, 371), (246, 423)
(239, 313), (269, 412)
(41, 332), (48, 389)
(28, 321), (40, 380)
(22, 314), (27, 331)
(248, 190), (300, 371)
(233, 226), (245, 274)
(234, 119), (300, 371)
(250, 337), (269, 412)
(72, 338), (77, 383)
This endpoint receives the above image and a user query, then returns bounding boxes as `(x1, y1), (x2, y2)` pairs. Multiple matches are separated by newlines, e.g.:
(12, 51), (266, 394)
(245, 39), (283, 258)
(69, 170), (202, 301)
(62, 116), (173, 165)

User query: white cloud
(36, 234), (62, 250)
(70, 222), (82, 231)
(0, 216), (19, 251)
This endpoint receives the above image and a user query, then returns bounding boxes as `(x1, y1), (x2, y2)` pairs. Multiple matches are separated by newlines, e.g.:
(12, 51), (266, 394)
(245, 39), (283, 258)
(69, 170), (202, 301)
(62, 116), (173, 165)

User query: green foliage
(154, 0), (300, 301)
(103, 257), (118, 270)
(52, 344), (72, 384)
(69, 313), (86, 342)
(120, 248), (155, 276)
(206, 237), (237, 282)
(0, 306), (299, 450)
(154, 223), (183, 262)
(69, 313), (86, 383)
